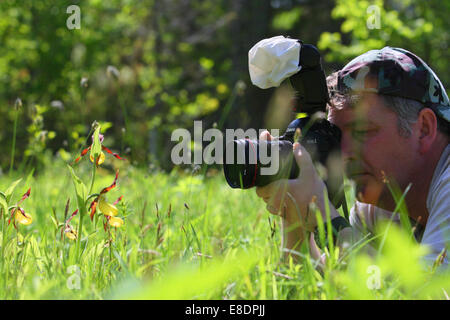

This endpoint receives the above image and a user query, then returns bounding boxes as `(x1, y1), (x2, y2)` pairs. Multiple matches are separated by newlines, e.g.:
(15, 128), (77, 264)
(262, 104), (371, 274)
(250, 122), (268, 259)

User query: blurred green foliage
(318, 0), (449, 89)
(0, 0), (448, 172)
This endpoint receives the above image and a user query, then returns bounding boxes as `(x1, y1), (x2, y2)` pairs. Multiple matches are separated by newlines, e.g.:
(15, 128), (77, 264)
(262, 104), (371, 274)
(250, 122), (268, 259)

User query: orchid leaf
(68, 166), (87, 216)
(0, 196), (7, 217)
(5, 178), (22, 203)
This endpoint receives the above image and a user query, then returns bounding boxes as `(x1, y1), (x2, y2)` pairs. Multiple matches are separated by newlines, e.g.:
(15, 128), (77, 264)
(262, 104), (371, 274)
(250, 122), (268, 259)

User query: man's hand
(255, 130), (338, 232)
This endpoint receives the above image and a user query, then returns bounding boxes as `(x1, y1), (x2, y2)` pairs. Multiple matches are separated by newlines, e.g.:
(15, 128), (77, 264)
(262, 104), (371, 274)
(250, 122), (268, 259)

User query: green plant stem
(9, 110), (19, 175)
(118, 86), (131, 159)
(76, 207), (84, 260)
(77, 162), (97, 260)
(89, 162), (97, 195)
(217, 84), (238, 131)
(199, 83), (238, 178)
(1, 209), (6, 272)
(108, 227), (112, 281)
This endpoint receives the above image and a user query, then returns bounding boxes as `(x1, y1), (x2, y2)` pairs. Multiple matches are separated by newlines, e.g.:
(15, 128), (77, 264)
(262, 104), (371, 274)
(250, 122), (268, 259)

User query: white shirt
(349, 144), (449, 267)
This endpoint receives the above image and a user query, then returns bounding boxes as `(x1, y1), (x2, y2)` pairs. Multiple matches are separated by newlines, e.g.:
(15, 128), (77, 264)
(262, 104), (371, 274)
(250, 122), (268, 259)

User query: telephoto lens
(222, 116), (344, 208)
(223, 138), (299, 189)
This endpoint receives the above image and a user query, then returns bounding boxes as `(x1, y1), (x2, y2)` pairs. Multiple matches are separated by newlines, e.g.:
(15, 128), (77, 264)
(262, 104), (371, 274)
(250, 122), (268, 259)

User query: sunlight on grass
(0, 157), (448, 300)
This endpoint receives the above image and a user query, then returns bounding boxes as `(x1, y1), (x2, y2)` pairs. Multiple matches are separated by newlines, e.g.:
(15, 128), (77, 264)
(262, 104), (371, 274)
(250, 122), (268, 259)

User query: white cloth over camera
(248, 36), (302, 89)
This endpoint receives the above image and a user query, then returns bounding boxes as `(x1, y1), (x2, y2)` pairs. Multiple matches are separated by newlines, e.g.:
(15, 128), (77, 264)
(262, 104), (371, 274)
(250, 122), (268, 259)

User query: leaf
(190, 223), (202, 253)
(68, 165), (87, 215)
(5, 178), (22, 203)
(271, 7), (302, 30)
(90, 124), (102, 164)
(0, 196), (7, 216)
(24, 168), (35, 188)
(113, 250), (130, 274)
(50, 216), (59, 229)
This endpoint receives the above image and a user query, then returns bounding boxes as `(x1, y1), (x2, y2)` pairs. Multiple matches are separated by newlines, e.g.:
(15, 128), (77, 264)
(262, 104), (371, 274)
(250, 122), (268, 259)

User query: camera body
(223, 39), (345, 208)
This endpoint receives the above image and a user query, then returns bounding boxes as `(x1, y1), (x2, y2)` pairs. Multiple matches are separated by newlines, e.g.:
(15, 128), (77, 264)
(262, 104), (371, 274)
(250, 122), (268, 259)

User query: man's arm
(280, 217), (305, 262)
(256, 130), (354, 264)
(281, 211), (353, 265)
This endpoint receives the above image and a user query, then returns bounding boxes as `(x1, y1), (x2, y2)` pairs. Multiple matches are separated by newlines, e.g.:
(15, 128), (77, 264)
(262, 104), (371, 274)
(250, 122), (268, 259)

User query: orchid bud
(235, 80), (247, 96)
(80, 77), (89, 88)
(14, 98), (22, 110)
(51, 100), (64, 110)
(107, 65), (120, 79)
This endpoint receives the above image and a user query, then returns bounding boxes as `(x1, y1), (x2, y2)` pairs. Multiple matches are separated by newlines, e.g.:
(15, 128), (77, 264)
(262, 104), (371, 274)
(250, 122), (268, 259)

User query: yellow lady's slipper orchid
(90, 151), (106, 165)
(98, 197), (118, 217)
(89, 171), (121, 221)
(74, 133), (123, 165)
(8, 188), (32, 228)
(109, 216), (124, 228)
(15, 209), (32, 225)
(61, 209), (79, 241)
(65, 229), (77, 240)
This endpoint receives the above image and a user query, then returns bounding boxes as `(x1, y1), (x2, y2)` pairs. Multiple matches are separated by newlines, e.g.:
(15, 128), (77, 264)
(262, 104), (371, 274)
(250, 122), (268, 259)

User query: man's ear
(416, 108), (438, 154)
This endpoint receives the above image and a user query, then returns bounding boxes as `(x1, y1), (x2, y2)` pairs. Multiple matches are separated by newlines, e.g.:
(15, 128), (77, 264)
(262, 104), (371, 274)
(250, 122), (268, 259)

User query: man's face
(327, 93), (420, 208)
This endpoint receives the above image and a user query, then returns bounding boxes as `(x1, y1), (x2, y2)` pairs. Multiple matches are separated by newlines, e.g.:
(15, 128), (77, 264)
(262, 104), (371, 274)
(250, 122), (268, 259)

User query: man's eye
(352, 129), (368, 136)
(352, 129), (373, 139)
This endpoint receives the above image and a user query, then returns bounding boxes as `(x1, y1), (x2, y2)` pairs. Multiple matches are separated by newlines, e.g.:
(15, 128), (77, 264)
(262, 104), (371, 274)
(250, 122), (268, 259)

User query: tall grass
(0, 155), (448, 300)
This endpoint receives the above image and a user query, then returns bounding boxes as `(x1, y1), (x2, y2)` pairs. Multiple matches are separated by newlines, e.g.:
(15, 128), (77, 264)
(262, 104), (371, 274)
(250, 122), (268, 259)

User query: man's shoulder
(349, 201), (398, 232)
(422, 144), (449, 265)
(426, 144), (450, 212)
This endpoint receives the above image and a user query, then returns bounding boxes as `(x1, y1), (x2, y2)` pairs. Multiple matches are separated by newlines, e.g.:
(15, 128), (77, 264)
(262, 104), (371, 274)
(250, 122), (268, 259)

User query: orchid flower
(106, 196), (124, 228)
(74, 133), (123, 165)
(88, 171), (124, 229)
(8, 188), (32, 228)
(61, 209), (79, 241)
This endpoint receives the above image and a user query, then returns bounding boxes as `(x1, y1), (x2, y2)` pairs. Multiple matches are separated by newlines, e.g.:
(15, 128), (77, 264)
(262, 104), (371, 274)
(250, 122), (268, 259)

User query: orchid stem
(118, 86), (133, 160)
(89, 162), (97, 195)
(76, 207), (84, 260)
(77, 162), (97, 260)
(9, 109), (19, 176)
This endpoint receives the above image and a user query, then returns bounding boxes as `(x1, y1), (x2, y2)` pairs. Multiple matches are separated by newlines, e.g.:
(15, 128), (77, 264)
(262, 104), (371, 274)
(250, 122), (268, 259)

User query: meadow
(1, 0), (449, 301)
(0, 128), (448, 300)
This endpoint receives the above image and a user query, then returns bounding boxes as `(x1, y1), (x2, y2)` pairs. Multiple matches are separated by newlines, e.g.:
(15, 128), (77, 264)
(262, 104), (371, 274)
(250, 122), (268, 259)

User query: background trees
(0, 0), (447, 172)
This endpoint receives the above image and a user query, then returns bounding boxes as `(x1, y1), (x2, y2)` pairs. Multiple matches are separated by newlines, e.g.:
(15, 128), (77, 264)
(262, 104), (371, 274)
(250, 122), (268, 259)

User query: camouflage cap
(336, 46), (450, 123)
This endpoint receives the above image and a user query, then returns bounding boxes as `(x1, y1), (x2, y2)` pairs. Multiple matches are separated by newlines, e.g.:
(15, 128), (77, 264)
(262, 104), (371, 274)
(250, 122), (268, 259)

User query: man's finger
(255, 186), (269, 198)
(292, 142), (315, 179)
(266, 204), (280, 215)
(255, 179), (282, 198)
(259, 130), (272, 141)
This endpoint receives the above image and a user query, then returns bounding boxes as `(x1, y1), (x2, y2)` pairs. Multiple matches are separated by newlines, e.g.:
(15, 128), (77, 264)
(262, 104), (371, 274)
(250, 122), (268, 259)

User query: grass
(0, 153), (448, 300)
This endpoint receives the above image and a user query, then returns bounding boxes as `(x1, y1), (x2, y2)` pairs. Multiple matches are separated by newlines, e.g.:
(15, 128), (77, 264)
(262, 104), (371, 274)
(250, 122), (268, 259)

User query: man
(256, 46), (449, 267)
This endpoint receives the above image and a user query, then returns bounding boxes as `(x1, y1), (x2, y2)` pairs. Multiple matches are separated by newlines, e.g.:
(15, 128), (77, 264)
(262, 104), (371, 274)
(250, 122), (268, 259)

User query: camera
(223, 38), (345, 208)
